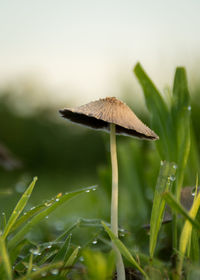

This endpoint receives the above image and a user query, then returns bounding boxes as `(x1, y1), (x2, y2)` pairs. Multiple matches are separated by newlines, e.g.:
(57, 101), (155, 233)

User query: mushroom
(59, 97), (158, 280)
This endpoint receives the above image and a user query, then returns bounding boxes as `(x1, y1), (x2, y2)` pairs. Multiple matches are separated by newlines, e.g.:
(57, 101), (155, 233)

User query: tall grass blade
(177, 191), (200, 277)
(3, 177), (37, 239)
(0, 236), (12, 280)
(134, 62), (173, 160)
(149, 161), (176, 258)
(8, 186), (97, 248)
(101, 221), (149, 279)
(172, 67), (191, 199)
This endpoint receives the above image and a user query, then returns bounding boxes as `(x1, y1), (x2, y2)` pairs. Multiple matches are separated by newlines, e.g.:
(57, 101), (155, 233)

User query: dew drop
(55, 198), (59, 202)
(169, 175), (176, 182)
(47, 245), (52, 249)
(32, 267), (37, 271)
(192, 187), (196, 197)
(41, 272), (47, 277)
(92, 187), (96, 191)
(85, 190), (90, 193)
(30, 206), (36, 210)
(173, 164), (177, 169)
(29, 248), (41, 256)
(2, 212), (5, 216)
(51, 268), (59, 275)
(187, 105), (192, 111)
(79, 256), (84, 262)
(92, 240), (97, 244)
(45, 216), (49, 219)
(23, 212), (27, 216)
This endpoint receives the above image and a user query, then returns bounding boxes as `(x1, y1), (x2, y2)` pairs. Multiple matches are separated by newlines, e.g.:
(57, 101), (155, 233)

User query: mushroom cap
(59, 97), (159, 140)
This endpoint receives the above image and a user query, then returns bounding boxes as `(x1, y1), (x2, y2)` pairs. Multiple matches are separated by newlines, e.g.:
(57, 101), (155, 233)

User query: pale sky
(0, 0), (200, 106)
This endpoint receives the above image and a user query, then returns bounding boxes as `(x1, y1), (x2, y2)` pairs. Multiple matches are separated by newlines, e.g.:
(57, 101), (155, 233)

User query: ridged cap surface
(59, 97), (159, 140)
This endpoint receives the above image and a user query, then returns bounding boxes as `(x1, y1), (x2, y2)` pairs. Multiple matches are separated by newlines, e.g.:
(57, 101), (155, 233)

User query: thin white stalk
(110, 123), (125, 280)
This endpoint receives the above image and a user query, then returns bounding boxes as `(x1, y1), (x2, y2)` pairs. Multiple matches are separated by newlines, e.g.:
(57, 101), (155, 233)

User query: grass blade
(18, 261), (63, 280)
(172, 67), (191, 198)
(134, 62), (173, 160)
(3, 177), (37, 239)
(10, 192), (65, 234)
(61, 246), (80, 276)
(52, 234), (71, 263)
(177, 191), (200, 277)
(101, 221), (149, 279)
(0, 236), (12, 280)
(149, 161), (176, 258)
(163, 191), (200, 231)
(26, 254), (33, 276)
(8, 186), (96, 248)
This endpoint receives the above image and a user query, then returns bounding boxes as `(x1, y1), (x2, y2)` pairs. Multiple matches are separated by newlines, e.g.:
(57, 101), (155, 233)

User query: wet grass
(0, 63), (200, 279)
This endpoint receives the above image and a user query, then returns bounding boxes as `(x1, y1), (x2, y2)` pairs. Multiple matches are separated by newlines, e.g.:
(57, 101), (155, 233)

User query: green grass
(0, 63), (200, 279)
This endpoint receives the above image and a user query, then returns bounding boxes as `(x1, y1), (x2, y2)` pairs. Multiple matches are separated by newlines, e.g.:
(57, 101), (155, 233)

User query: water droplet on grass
(41, 272), (47, 277)
(32, 267), (37, 271)
(173, 164), (177, 169)
(169, 175), (176, 182)
(92, 240), (97, 244)
(85, 190), (90, 193)
(192, 187), (196, 197)
(45, 216), (49, 219)
(51, 269), (59, 275)
(30, 206), (35, 210)
(187, 105), (191, 111)
(29, 248), (41, 255)
(47, 245), (52, 249)
(55, 198), (59, 202)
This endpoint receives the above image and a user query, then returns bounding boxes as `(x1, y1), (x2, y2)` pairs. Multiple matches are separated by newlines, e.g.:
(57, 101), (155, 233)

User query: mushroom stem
(110, 123), (125, 280)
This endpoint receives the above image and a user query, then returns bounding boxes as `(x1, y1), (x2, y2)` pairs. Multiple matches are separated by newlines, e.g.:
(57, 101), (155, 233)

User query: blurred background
(0, 0), (200, 245)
